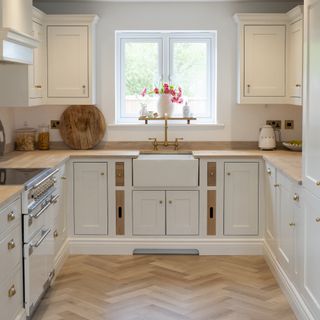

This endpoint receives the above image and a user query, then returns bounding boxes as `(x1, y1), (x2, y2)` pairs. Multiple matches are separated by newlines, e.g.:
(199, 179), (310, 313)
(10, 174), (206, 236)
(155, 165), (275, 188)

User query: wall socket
(51, 120), (60, 129)
(266, 120), (281, 129)
(285, 120), (294, 129)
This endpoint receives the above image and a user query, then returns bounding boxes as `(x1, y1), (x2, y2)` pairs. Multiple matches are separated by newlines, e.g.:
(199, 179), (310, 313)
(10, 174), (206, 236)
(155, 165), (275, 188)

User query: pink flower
(154, 87), (159, 94)
(140, 87), (147, 97)
(163, 83), (169, 88)
(164, 87), (170, 94)
(170, 89), (176, 96)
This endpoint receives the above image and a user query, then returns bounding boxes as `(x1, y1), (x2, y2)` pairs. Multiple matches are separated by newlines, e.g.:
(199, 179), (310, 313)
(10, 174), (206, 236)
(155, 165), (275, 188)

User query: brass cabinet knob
(289, 222), (296, 227)
(296, 84), (301, 87)
(316, 181), (320, 186)
(210, 172), (214, 176)
(227, 172), (231, 176)
(159, 200), (163, 204)
(7, 239), (16, 250)
(267, 168), (272, 175)
(293, 193), (299, 202)
(61, 176), (67, 180)
(101, 172), (105, 176)
(82, 85), (86, 88)
(7, 211), (15, 222)
(168, 200), (172, 204)
(274, 184), (280, 188)
(8, 285), (16, 298)
(316, 218), (320, 223)
(53, 230), (59, 238)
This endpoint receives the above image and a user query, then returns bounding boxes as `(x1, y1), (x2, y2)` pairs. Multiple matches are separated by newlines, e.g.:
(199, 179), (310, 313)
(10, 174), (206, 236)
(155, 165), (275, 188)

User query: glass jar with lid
(15, 128), (37, 151)
(38, 125), (50, 150)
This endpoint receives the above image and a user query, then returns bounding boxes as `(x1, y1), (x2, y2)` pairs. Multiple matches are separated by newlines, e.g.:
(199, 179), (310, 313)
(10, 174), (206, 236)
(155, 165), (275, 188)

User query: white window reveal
(116, 31), (217, 124)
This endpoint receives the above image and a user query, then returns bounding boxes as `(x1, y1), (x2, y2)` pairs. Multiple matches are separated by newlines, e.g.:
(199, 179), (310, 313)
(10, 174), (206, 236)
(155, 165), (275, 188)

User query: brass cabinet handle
(8, 285), (16, 298)
(34, 85), (42, 88)
(296, 84), (301, 87)
(159, 200), (163, 204)
(61, 176), (67, 180)
(227, 172), (231, 176)
(289, 222), (296, 227)
(7, 239), (16, 250)
(53, 230), (59, 238)
(316, 218), (320, 223)
(293, 193), (299, 202)
(7, 211), (15, 222)
(267, 168), (272, 175)
(274, 184), (280, 187)
(168, 200), (172, 204)
(316, 181), (320, 186)
(101, 172), (105, 176)
(82, 85), (86, 88)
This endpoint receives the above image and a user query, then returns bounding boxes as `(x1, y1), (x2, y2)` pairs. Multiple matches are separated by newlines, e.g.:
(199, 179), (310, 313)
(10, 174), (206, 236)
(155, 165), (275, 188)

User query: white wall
(17, 0), (302, 142)
(0, 108), (15, 145)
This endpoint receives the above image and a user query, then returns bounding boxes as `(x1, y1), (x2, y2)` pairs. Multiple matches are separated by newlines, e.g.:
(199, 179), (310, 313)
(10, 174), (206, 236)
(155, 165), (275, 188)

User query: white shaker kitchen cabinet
(302, 189), (320, 319)
(303, 0), (320, 198)
(133, 191), (166, 236)
(46, 15), (98, 105)
(224, 162), (259, 236)
(166, 191), (199, 236)
(265, 163), (277, 252)
(74, 162), (108, 235)
(244, 25), (286, 98)
(288, 18), (303, 105)
(0, 7), (45, 107)
(276, 172), (295, 277)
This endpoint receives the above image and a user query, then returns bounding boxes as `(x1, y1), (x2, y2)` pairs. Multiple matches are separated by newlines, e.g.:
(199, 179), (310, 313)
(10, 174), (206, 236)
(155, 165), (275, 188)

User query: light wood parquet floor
(32, 255), (296, 320)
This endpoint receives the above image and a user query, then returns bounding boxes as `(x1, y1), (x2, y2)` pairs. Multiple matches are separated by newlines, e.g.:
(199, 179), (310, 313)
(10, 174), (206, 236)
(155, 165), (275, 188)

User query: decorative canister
(183, 101), (191, 117)
(38, 125), (50, 150)
(15, 128), (37, 151)
(157, 94), (174, 117)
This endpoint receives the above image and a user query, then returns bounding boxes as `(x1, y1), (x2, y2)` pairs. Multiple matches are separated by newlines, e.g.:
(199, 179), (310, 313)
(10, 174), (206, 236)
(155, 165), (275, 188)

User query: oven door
(24, 227), (52, 317)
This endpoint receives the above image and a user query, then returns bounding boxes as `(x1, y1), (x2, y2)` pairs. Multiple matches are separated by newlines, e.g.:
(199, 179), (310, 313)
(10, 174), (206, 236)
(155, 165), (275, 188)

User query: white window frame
(115, 31), (217, 124)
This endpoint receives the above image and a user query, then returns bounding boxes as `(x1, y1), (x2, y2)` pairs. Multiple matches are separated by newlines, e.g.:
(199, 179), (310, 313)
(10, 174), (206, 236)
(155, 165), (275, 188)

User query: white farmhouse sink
(133, 154), (199, 187)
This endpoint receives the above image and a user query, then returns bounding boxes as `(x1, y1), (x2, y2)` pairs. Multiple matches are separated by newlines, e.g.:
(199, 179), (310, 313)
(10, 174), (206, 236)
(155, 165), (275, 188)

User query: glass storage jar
(38, 125), (50, 150)
(15, 128), (37, 151)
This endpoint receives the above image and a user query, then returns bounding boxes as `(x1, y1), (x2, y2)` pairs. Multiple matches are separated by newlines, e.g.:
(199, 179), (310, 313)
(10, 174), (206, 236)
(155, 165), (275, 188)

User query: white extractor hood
(0, 0), (38, 64)
(0, 28), (38, 64)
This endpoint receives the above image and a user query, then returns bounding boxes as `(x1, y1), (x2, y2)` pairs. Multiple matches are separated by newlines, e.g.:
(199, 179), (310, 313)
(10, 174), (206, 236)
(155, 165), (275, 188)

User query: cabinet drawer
(0, 198), (21, 237)
(0, 225), (22, 284)
(0, 265), (23, 320)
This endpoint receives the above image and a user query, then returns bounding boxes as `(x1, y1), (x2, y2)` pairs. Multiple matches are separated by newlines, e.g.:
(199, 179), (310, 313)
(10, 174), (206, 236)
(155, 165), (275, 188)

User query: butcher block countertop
(0, 149), (301, 207)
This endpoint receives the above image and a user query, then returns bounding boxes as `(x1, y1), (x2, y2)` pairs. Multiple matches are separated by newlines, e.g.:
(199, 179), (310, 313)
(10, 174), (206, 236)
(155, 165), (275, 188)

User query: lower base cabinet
(224, 162), (259, 236)
(133, 191), (199, 236)
(303, 189), (320, 319)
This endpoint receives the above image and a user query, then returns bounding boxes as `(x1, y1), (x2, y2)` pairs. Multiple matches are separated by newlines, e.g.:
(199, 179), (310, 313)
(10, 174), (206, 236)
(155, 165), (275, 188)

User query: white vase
(157, 94), (174, 117)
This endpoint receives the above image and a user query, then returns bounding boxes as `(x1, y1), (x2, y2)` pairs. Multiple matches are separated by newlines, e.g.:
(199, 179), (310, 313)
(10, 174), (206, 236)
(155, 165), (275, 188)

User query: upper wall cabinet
(234, 6), (303, 105)
(0, 7), (44, 107)
(45, 15), (98, 105)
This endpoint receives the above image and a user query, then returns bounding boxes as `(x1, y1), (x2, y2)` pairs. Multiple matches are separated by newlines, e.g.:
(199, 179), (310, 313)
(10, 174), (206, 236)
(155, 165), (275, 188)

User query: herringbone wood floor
(33, 255), (296, 320)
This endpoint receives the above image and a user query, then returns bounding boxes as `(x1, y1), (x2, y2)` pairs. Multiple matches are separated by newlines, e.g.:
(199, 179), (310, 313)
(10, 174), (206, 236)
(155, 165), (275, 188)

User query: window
(116, 31), (217, 124)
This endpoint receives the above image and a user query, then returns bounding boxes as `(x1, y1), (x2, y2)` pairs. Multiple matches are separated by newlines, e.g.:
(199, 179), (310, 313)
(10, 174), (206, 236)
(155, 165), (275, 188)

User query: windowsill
(108, 123), (225, 129)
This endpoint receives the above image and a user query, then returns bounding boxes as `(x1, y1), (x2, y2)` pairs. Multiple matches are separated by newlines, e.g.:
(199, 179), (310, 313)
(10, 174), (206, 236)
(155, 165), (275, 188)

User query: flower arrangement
(140, 83), (183, 104)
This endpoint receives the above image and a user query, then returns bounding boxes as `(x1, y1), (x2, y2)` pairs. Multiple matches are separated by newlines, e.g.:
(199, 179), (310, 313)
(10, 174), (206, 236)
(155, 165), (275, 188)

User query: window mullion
(162, 33), (170, 84)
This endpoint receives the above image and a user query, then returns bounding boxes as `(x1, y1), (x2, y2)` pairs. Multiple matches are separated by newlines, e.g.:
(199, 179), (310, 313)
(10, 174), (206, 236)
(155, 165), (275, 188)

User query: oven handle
(30, 200), (52, 219)
(30, 168), (60, 190)
(32, 228), (51, 248)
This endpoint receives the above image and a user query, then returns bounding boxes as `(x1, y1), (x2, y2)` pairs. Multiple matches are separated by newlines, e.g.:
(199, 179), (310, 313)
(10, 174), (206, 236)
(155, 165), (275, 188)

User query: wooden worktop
(0, 149), (301, 207)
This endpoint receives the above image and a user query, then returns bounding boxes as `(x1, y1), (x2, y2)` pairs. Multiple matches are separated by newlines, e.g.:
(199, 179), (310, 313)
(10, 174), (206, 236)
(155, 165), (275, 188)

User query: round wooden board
(59, 105), (106, 150)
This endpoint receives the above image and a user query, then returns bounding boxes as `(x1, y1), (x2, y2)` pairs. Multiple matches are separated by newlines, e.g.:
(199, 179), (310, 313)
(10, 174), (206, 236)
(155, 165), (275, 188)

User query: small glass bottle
(38, 125), (50, 150)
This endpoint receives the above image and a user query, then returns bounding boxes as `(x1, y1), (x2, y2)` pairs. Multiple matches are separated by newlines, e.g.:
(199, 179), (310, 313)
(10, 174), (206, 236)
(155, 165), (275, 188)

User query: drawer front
(0, 198), (21, 237)
(0, 265), (23, 320)
(0, 225), (22, 284)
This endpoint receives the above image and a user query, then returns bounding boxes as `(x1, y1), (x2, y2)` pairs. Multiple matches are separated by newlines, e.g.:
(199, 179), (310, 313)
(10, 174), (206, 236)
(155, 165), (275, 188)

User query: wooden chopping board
(60, 105), (106, 150)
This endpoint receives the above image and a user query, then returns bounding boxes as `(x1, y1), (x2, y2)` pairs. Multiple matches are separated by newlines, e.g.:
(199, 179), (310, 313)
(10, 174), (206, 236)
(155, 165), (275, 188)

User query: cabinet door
(276, 173), (295, 277)
(29, 20), (43, 99)
(265, 163), (277, 251)
(303, 0), (320, 198)
(224, 162), (259, 236)
(166, 191), (199, 235)
(74, 163), (108, 235)
(244, 25), (286, 97)
(288, 19), (303, 100)
(47, 26), (88, 98)
(303, 189), (320, 319)
(133, 191), (165, 235)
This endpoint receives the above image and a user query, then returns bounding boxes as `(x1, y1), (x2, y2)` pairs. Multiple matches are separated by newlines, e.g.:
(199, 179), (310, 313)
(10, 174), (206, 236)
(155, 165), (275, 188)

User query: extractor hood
(0, 27), (38, 64)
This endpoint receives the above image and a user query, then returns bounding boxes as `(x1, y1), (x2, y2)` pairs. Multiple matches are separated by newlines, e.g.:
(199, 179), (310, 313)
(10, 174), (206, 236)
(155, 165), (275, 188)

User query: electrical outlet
(51, 120), (60, 129)
(266, 120), (281, 129)
(285, 120), (294, 129)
